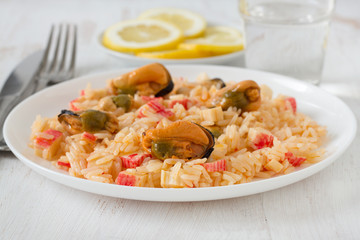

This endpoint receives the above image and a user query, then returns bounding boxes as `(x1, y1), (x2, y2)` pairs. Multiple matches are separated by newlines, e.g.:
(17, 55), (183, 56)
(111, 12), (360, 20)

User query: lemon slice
(136, 49), (213, 59)
(102, 19), (183, 53)
(178, 26), (244, 54)
(138, 8), (206, 38)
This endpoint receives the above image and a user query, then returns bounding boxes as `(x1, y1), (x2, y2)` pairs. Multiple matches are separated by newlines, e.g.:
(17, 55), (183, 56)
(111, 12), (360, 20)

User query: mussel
(212, 80), (261, 112)
(109, 63), (173, 97)
(142, 120), (215, 160)
(58, 109), (119, 134)
(203, 78), (226, 89)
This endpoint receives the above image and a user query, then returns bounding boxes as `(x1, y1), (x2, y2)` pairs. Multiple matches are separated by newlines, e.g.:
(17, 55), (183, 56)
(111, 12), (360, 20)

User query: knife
(0, 50), (44, 151)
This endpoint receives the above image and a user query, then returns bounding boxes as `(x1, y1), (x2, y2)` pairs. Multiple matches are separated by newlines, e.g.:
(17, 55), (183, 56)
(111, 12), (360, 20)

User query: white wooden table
(1, 0), (359, 239)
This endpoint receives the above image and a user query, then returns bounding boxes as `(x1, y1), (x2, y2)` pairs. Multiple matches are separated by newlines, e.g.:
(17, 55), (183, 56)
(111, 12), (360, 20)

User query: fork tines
(37, 24), (77, 87)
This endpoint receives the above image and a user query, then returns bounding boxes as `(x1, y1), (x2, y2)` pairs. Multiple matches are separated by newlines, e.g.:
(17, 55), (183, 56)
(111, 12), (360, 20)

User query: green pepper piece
(221, 90), (249, 110)
(151, 141), (174, 160)
(80, 110), (108, 132)
(207, 126), (222, 138)
(112, 94), (131, 111)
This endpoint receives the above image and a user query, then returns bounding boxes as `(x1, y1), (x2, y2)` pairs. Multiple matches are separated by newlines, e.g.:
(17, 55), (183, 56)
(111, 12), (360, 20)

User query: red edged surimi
(203, 159), (226, 172)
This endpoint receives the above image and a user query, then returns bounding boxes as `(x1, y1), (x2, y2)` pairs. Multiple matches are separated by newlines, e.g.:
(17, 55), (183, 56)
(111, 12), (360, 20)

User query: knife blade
(0, 50), (44, 151)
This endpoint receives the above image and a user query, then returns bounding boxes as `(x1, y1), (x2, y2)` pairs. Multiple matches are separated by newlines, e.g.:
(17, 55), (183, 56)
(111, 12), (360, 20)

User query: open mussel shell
(155, 76), (174, 97)
(195, 123), (215, 159)
(142, 120), (215, 161)
(209, 78), (226, 89)
(58, 109), (119, 134)
(199, 77), (226, 90)
(110, 63), (174, 97)
(212, 80), (261, 112)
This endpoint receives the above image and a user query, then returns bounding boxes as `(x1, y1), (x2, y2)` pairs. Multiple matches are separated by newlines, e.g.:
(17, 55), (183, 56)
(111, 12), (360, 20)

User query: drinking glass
(239, 0), (335, 85)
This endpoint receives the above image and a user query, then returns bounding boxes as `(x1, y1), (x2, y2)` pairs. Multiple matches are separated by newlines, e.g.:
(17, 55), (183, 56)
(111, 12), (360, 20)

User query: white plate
(97, 32), (244, 65)
(4, 65), (357, 202)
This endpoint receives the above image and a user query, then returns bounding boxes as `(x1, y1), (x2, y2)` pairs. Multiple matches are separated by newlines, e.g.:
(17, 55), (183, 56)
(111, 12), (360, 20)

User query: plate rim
(4, 65), (357, 202)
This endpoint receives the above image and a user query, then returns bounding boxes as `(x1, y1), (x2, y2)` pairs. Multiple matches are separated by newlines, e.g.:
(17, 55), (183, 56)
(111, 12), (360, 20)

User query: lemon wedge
(102, 19), (183, 53)
(138, 8), (206, 38)
(178, 26), (244, 54)
(136, 49), (213, 59)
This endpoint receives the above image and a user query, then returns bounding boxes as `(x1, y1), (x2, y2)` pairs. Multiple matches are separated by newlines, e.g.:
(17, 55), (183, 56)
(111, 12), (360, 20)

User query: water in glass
(241, 1), (333, 85)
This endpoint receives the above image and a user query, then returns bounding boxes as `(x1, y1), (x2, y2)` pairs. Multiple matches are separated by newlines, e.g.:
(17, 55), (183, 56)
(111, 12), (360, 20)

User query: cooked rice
(29, 72), (327, 188)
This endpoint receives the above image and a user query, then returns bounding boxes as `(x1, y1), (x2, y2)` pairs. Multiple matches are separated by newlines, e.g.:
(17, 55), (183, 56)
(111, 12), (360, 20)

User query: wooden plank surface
(0, 0), (359, 239)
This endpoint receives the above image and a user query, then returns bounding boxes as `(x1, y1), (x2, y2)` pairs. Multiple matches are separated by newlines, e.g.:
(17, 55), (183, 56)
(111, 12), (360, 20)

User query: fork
(34, 24), (77, 91)
(0, 24), (77, 151)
